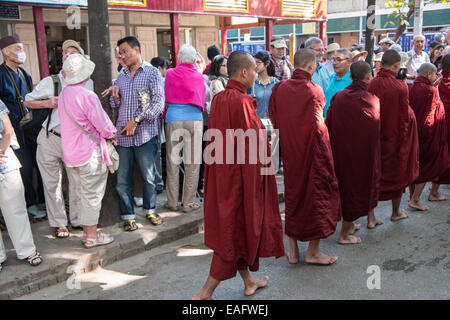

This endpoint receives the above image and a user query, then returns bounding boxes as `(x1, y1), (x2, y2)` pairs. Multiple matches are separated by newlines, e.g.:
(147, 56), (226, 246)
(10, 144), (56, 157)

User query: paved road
(20, 184), (450, 300)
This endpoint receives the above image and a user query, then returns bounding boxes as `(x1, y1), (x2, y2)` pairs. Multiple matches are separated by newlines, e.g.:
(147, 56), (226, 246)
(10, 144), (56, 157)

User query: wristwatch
(134, 116), (142, 125)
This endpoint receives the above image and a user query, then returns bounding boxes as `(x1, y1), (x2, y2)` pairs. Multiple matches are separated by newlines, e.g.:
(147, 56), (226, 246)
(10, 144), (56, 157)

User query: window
(282, 0), (316, 17)
(204, 0), (248, 13)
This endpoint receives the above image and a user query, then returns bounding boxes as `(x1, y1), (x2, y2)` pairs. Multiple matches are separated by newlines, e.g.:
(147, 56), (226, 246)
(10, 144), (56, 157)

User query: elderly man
(379, 38), (395, 52)
(323, 49), (353, 117)
(107, 36), (164, 231)
(324, 43), (339, 74)
(193, 51), (284, 300)
(270, 37), (293, 80)
(0, 35), (46, 219)
(407, 35), (431, 84)
(434, 33), (445, 45)
(408, 63), (449, 211)
(269, 49), (340, 266)
(305, 37), (331, 92)
(24, 40), (93, 238)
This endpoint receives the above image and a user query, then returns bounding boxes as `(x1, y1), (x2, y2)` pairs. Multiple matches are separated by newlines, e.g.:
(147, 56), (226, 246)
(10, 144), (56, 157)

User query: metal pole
(413, 0), (424, 36)
(359, 0), (364, 44)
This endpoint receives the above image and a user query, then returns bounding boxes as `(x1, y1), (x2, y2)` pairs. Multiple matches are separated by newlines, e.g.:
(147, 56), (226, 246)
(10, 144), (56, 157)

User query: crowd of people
(0, 28), (449, 303)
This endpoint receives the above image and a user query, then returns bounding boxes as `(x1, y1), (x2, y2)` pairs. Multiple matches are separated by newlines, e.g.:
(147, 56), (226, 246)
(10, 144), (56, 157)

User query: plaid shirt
(110, 61), (164, 147)
(271, 56), (294, 80)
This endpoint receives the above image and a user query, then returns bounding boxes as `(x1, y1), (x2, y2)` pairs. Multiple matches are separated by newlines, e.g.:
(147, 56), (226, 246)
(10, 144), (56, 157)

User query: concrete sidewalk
(0, 175), (285, 300)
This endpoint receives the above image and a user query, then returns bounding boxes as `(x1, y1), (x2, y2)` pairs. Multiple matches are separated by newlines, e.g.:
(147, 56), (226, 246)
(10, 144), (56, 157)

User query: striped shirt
(110, 61), (164, 147)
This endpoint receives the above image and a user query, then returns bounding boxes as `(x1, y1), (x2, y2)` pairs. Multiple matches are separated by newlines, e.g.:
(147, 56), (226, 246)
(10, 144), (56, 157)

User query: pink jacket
(58, 83), (117, 167)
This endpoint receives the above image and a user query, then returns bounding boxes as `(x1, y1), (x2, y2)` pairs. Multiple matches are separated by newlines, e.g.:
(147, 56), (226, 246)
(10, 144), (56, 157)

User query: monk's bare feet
(244, 276), (269, 296)
(428, 193), (448, 201)
(391, 209), (409, 222)
(349, 223), (361, 235)
(192, 293), (212, 300)
(286, 251), (299, 264)
(367, 218), (383, 229)
(305, 252), (338, 265)
(408, 200), (429, 211)
(338, 234), (361, 245)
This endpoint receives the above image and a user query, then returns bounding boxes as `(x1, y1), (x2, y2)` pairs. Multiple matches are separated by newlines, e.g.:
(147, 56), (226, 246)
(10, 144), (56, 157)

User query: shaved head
(350, 61), (371, 81)
(442, 54), (450, 71)
(294, 48), (316, 68)
(381, 49), (401, 67)
(418, 62), (437, 77)
(227, 50), (254, 78)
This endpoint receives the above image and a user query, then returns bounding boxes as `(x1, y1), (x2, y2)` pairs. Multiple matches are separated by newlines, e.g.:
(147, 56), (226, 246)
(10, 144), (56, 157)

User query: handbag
(3, 63), (32, 129)
(61, 90), (119, 174)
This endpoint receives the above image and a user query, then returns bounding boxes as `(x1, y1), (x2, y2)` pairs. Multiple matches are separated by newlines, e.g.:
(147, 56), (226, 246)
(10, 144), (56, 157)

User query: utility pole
(365, 0), (376, 67)
(413, 0), (424, 36)
(88, 0), (121, 227)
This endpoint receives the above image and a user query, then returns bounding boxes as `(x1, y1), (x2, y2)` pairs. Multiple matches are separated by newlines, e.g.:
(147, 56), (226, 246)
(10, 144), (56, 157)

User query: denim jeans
(116, 137), (158, 220)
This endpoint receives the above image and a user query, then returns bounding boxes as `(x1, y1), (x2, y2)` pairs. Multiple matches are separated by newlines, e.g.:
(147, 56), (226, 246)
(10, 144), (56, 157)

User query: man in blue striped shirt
(108, 36), (165, 231)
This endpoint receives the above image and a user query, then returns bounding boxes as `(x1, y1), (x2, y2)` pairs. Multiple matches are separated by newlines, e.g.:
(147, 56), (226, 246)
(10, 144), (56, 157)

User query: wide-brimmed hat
(271, 38), (288, 49)
(62, 39), (85, 56)
(399, 52), (410, 69)
(379, 38), (395, 46)
(374, 52), (384, 62)
(326, 43), (340, 54)
(351, 50), (368, 60)
(63, 54), (95, 85)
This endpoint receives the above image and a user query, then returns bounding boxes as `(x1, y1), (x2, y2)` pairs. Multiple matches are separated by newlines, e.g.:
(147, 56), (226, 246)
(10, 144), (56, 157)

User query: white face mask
(17, 51), (26, 64)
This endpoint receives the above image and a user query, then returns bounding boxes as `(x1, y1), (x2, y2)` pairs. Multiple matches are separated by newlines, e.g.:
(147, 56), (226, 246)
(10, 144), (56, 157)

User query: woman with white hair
(58, 54), (117, 248)
(163, 45), (206, 213)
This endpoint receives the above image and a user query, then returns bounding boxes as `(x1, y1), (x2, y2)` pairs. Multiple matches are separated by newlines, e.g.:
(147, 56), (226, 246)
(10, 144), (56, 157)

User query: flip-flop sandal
(182, 203), (201, 213)
(164, 203), (179, 211)
(123, 220), (138, 232)
(27, 252), (43, 267)
(146, 213), (163, 226)
(55, 227), (70, 239)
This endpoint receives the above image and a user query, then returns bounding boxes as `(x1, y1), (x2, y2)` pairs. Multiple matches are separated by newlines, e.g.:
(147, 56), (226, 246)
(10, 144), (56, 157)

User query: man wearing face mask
(0, 35), (46, 220)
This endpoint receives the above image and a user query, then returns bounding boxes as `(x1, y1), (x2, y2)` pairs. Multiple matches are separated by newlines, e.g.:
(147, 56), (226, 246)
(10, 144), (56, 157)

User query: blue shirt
(249, 77), (279, 119)
(0, 64), (33, 147)
(165, 103), (203, 122)
(324, 70), (353, 117)
(311, 62), (331, 94)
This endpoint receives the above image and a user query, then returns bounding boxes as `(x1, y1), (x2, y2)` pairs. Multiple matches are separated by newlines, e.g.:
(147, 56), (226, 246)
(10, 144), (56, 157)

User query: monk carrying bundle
(269, 49), (340, 265)
(326, 61), (381, 244)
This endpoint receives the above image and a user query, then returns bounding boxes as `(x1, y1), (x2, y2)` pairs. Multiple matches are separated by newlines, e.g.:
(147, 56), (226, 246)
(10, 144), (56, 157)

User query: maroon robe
(268, 69), (341, 242)
(204, 79), (284, 281)
(437, 70), (450, 184)
(368, 68), (419, 200)
(326, 81), (381, 222)
(410, 76), (449, 183)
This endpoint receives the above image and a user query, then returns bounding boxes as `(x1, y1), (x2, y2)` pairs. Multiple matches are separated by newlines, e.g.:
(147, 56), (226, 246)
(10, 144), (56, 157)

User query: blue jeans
(116, 137), (158, 220)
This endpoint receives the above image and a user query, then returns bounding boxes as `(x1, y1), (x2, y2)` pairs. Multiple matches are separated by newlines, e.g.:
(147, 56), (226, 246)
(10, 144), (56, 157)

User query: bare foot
(286, 251), (299, 264)
(428, 193), (448, 201)
(305, 252), (338, 265)
(338, 235), (361, 245)
(408, 200), (429, 211)
(192, 293), (211, 300)
(349, 223), (361, 235)
(367, 219), (384, 229)
(244, 276), (269, 296)
(391, 209), (409, 222)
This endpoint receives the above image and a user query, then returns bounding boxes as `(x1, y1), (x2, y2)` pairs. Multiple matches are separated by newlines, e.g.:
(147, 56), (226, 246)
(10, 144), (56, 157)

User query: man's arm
(24, 76), (58, 109)
(139, 68), (164, 122)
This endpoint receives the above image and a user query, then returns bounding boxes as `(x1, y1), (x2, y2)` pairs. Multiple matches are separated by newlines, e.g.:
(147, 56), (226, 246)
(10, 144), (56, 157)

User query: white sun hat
(63, 53), (95, 85)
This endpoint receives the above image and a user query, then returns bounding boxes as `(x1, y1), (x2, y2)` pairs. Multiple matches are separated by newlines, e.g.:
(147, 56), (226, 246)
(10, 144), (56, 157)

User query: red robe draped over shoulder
(326, 81), (381, 222)
(204, 79), (285, 269)
(437, 70), (450, 184)
(368, 68), (419, 200)
(268, 69), (340, 242)
(409, 76), (449, 183)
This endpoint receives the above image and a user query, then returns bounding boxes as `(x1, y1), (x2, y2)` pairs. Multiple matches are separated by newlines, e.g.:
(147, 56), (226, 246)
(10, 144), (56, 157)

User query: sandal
(84, 232), (114, 249)
(146, 213), (163, 226)
(123, 219), (138, 232)
(164, 203), (179, 211)
(27, 252), (43, 267)
(182, 202), (201, 213)
(55, 227), (70, 239)
(0, 260), (4, 272)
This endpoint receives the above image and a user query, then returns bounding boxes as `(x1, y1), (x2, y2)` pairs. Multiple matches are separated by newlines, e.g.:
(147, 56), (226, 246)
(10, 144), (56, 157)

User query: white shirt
(25, 71), (94, 132)
(324, 59), (334, 75)
(406, 49), (430, 84)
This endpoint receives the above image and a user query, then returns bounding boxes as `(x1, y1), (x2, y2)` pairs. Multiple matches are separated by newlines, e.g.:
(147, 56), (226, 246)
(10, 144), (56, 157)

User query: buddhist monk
(193, 51), (285, 300)
(408, 63), (449, 210)
(431, 54), (450, 199)
(368, 49), (419, 224)
(326, 61), (381, 244)
(269, 49), (340, 265)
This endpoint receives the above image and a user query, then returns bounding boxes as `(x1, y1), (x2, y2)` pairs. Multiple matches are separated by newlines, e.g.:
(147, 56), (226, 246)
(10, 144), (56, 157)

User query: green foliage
(384, 0), (446, 29)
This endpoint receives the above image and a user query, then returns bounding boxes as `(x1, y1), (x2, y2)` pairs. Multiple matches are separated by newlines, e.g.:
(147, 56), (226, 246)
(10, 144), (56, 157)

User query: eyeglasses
(332, 57), (350, 63)
(309, 48), (325, 52)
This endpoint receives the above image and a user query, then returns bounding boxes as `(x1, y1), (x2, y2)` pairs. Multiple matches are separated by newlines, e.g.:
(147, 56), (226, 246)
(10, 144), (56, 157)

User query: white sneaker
(134, 197), (143, 207)
(28, 205), (47, 219)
